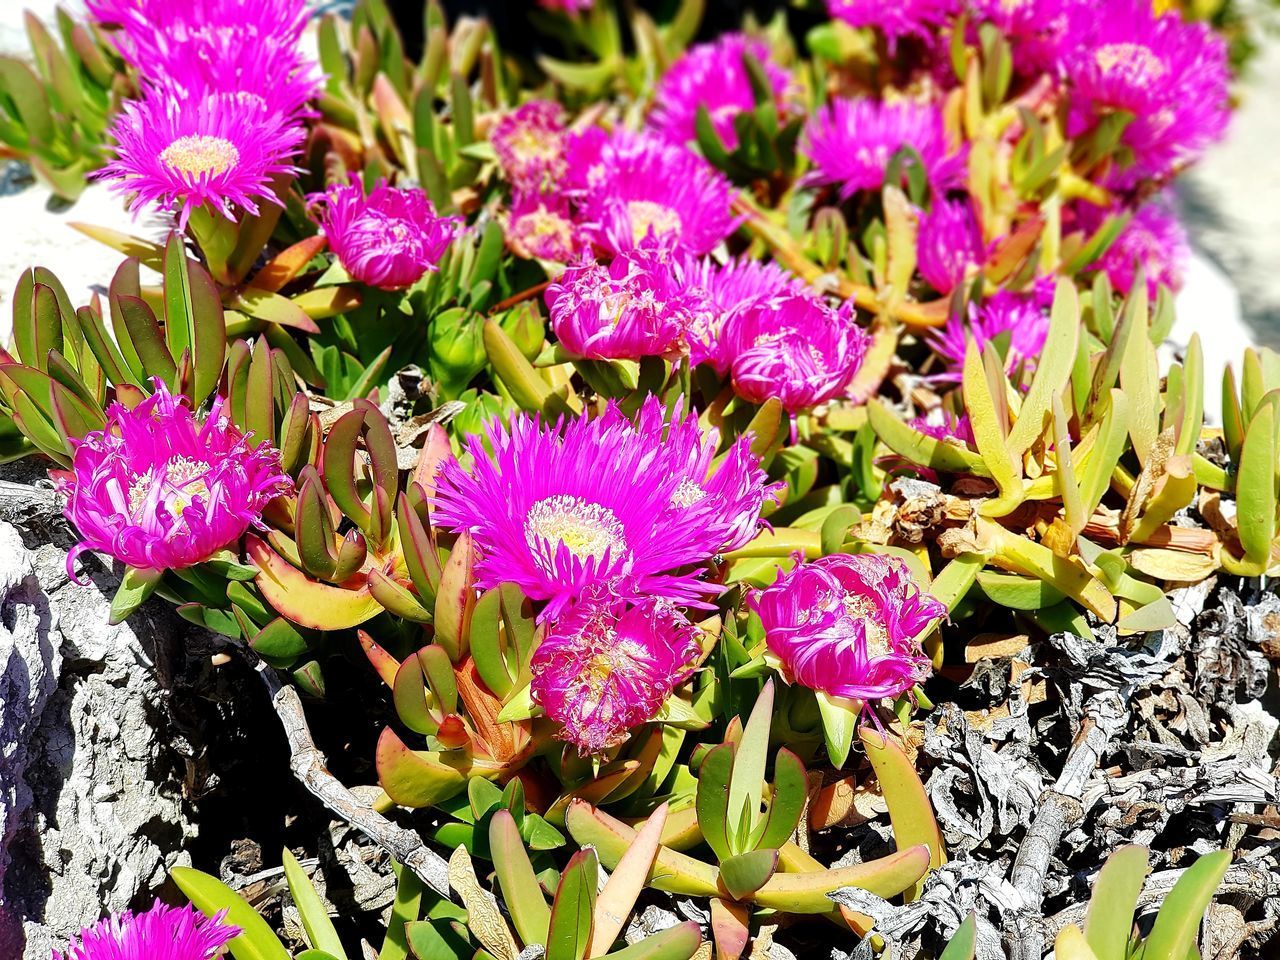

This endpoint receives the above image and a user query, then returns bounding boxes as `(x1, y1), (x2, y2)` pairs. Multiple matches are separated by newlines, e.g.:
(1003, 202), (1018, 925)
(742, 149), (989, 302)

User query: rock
(0, 519), (199, 960)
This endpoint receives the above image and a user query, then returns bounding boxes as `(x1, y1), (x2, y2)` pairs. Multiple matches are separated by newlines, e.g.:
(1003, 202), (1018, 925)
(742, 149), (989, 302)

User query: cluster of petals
(53, 381), (292, 579)
(54, 901), (238, 960)
(931, 289), (1051, 380)
(506, 193), (582, 263)
(685, 256), (813, 371)
(720, 293), (870, 412)
(492, 100), (570, 193)
(546, 248), (712, 360)
(825, 0), (957, 44)
(916, 197), (986, 294)
(802, 97), (967, 199)
(967, 0), (1069, 72)
(1077, 198), (1189, 297)
(909, 409), (975, 446)
(751, 553), (945, 703)
(432, 396), (774, 620)
(1058, 0), (1229, 182)
(532, 594), (700, 754)
(648, 33), (791, 150)
(308, 178), (460, 290)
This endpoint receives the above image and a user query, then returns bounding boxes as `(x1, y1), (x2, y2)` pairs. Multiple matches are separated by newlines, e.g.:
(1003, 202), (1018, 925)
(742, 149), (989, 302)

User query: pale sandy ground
(0, 1), (1266, 422)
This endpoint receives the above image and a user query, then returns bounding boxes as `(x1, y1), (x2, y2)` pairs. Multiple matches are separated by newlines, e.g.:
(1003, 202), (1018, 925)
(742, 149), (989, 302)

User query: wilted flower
(917, 198), (985, 294)
(505, 192), (581, 263)
(99, 88), (303, 227)
(802, 97), (966, 199)
(54, 901), (239, 960)
(572, 129), (738, 256)
(721, 294), (870, 412)
(546, 249), (712, 360)
(930, 289), (1050, 379)
(433, 396), (771, 619)
(1060, 0), (1229, 182)
(1082, 199), (1189, 297)
(53, 382), (291, 580)
(825, 0), (957, 44)
(685, 256), (812, 371)
(648, 33), (790, 150)
(309, 178), (459, 290)
(492, 100), (568, 192)
(750, 553), (944, 703)
(532, 595), (700, 753)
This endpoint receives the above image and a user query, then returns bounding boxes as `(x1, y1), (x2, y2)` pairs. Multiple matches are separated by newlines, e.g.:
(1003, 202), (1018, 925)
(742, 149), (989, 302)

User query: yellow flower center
(159, 135), (240, 177)
(1094, 43), (1166, 82)
(842, 592), (890, 658)
(128, 456), (211, 521)
(525, 495), (628, 561)
(669, 478), (707, 509)
(626, 201), (682, 245)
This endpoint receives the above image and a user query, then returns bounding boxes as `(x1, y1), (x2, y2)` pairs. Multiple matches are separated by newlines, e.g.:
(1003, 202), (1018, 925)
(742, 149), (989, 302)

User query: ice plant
(648, 33), (790, 150)
(720, 294), (869, 412)
(916, 198), (985, 294)
(505, 192), (580, 263)
(432, 396), (770, 619)
(572, 129), (738, 256)
(99, 88), (303, 227)
(532, 595), (700, 754)
(53, 901), (239, 960)
(750, 553), (945, 703)
(1080, 199), (1190, 297)
(931, 289), (1050, 380)
(1059, 0), (1229, 181)
(825, 0), (956, 45)
(909, 410), (974, 446)
(545, 248), (711, 360)
(686, 256), (812, 371)
(309, 178), (459, 290)
(802, 97), (966, 198)
(492, 100), (569, 192)
(968, 0), (1068, 71)
(53, 382), (292, 579)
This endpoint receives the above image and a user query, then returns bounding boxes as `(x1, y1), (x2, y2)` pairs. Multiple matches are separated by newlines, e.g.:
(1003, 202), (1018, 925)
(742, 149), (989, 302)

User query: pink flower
(54, 901), (239, 960)
(570, 129), (738, 256)
(750, 553), (944, 702)
(546, 249), (712, 360)
(685, 256), (812, 371)
(99, 88), (304, 227)
(492, 100), (569, 192)
(930, 289), (1050, 380)
(1059, 0), (1229, 182)
(432, 396), (772, 619)
(968, 0), (1069, 72)
(506, 193), (582, 263)
(309, 179), (459, 290)
(1080, 199), (1189, 297)
(532, 595), (700, 754)
(917, 198), (985, 294)
(648, 33), (790, 150)
(909, 410), (974, 446)
(721, 294), (870, 412)
(52, 381), (293, 579)
(825, 0), (957, 44)
(802, 97), (966, 199)
(538, 0), (593, 11)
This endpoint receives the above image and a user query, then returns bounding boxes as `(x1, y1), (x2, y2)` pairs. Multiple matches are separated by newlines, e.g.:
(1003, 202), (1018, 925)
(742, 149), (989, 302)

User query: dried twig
(252, 655), (454, 901)
(1005, 691), (1128, 960)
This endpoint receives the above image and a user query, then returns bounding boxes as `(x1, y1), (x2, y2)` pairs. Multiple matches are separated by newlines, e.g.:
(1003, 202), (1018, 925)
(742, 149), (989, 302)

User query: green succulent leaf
(171, 867), (291, 960)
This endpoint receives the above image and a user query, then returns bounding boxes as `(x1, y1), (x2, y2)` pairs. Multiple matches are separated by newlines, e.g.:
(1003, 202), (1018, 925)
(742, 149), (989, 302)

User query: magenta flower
(685, 256), (812, 371)
(308, 179), (459, 291)
(532, 595), (700, 754)
(825, 0), (957, 44)
(54, 901), (239, 960)
(917, 198), (985, 294)
(1082, 199), (1189, 297)
(432, 396), (771, 619)
(648, 33), (790, 151)
(538, 0), (593, 11)
(52, 381), (292, 580)
(492, 100), (568, 192)
(720, 294), (870, 412)
(506, 192), (581, 263)
(546, 249), (712, 360)
(750, 553), (944, 703)
(930, 289), (1050, 380)
(1060, 0), (1229, 182)
(909, 410), (974, 446)
(803, 97), (966, 199)
(571, 129), (738, 256)
(99, 88), (303, 227)
(968, 0), (1069, 71)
